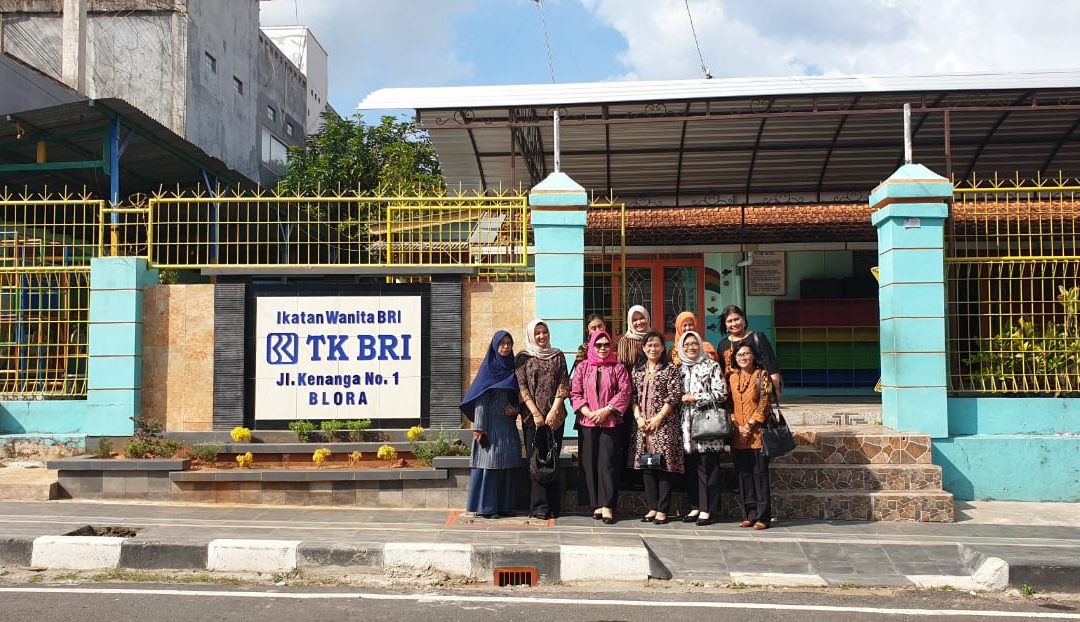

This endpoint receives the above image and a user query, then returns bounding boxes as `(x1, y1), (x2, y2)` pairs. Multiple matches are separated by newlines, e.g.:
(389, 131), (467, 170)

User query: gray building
(0, 0), (317, 186)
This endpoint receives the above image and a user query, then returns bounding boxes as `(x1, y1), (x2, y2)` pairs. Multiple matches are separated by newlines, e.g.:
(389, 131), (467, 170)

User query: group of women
(459, 305), (780, 529)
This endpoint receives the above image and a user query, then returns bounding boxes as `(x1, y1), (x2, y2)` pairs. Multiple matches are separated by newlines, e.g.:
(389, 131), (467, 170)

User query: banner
(253, 295), (422, 421)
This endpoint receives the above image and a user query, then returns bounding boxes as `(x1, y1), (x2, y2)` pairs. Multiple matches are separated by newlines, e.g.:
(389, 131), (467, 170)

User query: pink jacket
(570, 363), (633, 429)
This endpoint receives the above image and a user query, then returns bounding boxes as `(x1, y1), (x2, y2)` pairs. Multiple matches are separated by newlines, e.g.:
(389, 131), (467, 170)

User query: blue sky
(260, 0), (1080, 120)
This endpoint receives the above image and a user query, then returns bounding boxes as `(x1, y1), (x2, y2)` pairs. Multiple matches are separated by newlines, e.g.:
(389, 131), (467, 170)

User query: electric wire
(533, 0), (556, 83)
(684, 0), (712, 79)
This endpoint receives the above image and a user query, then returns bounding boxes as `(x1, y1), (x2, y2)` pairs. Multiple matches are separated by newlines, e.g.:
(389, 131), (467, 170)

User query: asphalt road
(1, 584), (1079, 622)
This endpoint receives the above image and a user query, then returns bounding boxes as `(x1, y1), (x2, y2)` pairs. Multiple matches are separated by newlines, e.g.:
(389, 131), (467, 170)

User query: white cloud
(259, 0), (476, 115)
(580, 0), (1080, 80)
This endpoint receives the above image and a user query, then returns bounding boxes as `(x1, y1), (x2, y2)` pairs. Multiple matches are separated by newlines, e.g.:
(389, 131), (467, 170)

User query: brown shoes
(739, 520), (753, 528)
(753, 521), (769, 530)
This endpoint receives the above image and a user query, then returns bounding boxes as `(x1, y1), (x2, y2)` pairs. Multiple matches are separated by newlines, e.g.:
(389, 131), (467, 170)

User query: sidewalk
(0, 499), (1077, 591)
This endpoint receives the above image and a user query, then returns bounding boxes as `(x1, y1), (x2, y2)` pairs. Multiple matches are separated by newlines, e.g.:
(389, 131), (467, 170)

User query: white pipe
(903, 103), (913, 164)
(553, 109), (561, 172)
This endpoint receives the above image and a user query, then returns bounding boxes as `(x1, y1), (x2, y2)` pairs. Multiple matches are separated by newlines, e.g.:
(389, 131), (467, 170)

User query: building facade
(0, 0), (317, 186)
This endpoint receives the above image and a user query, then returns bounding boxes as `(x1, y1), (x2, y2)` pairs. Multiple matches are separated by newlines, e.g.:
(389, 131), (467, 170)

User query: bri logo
(266, 333), (299, 365)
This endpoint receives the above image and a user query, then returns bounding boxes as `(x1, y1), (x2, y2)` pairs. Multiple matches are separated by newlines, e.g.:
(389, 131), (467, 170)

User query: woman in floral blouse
(628, 330), (683, 525)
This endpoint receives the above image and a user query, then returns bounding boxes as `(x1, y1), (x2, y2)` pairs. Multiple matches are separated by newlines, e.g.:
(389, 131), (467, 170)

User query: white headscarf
(625, 305), (651, 341)
(678, 330), (709, 368)
(523, 318), (561, 360)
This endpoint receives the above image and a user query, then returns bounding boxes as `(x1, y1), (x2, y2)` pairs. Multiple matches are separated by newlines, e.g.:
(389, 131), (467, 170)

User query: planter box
(48, 456), (191, 501)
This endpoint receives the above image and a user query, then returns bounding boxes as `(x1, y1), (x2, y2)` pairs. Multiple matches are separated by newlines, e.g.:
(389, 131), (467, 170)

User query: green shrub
(320, 420), (343, 442)
(122, 438), (155, 459)
(191, 443), (221, 464)
(153, 439), (184, 458)
(93, 438), (113, 458)
(288, 420), (316, 442)
(410, 431), (470, 467)
(122, 415), (178, 458)
(342, 419), (373, 442)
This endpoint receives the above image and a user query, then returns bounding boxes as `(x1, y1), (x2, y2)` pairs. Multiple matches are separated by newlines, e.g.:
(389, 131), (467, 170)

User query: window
(266, 106), (276, 122)
(618, 259), (704, 339)
(285, 122), (295, 137)
(233, 77), (244, 94)
(204, 52), (217, 73)
(261, 126), (288, 172)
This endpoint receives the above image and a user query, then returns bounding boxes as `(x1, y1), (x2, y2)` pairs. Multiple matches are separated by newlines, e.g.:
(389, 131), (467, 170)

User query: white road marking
(0, 587), (1077, 618)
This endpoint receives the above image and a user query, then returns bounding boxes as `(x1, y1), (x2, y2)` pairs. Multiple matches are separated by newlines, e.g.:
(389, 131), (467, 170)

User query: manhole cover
(64, 525), (139, 537)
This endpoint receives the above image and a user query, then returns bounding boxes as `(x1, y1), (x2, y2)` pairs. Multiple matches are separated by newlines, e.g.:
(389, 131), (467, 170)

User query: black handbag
(529, 426), (559, 484)
(690, 406), (732, 442)
(760, 404), (797, 458)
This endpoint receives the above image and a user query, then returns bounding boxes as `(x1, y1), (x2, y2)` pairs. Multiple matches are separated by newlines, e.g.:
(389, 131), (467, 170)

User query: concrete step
(0, 467), (58, 500)
(580, 487), (955, 522)
(747, 463), (943, 492)
(773, 426), (933, 465)
(771, 490), (955, 522)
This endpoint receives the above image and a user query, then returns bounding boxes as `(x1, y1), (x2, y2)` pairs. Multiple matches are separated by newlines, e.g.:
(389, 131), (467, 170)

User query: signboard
(254, 295), (423, 421)
(746, 251), (787, 297)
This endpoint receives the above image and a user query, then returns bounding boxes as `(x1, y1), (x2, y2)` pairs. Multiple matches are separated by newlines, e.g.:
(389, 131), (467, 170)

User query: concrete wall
(935, 397), (1080, 501)
(261, 25), (328, 134)
(0, 46), (84, 114)
(461, 281), (535, 394)
(142, 284), (215, 432)
(0, 0), (272, 182)
(0, 9), (183, 135)
(184, 0), (259, 181)
(255, 31), (306, 185)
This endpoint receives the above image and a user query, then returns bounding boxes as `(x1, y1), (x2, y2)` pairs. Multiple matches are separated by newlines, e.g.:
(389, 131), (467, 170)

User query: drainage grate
(493, 566), (537, 587)
(64, 525), (139, 537)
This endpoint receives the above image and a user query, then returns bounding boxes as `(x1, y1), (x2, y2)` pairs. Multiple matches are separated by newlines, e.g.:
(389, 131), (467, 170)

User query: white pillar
(62, 0), (87, 93)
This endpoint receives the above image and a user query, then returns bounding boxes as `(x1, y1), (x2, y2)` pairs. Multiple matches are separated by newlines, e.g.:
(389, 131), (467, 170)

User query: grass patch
(1021, 583), (1037, 597)
(727, 582), (749, 590)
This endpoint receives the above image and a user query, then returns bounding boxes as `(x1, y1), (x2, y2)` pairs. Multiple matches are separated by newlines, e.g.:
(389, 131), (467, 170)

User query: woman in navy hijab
(461, 330), (522, 518)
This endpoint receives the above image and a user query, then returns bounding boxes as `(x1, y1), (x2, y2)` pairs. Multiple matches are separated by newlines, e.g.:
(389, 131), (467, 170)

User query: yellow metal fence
(947, 174), (1080, 396)
(0, 191), (99, 398)
(584, 200), (627, 335)
(112, 189), (530, 269)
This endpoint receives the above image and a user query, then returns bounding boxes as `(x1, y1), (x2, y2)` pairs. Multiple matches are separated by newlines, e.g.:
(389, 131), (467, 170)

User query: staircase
(721, 425), (954, 522)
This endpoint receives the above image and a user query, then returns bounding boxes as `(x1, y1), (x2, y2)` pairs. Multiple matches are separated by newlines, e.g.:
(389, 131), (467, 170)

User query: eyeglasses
(735, 352), (753, 358)
(594, 342), (612, 349)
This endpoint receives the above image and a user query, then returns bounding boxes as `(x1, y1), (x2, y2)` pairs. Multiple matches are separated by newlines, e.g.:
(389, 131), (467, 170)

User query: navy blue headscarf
(460, 330), (519, 421)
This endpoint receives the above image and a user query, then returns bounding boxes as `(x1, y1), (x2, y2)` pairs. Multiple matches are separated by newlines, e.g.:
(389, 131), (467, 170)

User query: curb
(16, 537), (650, 584)
(5, 536), (1073, 591)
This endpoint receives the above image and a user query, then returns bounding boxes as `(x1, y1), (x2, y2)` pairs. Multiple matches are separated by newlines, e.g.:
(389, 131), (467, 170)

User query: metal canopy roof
(359, 70), (1080, 205)
(0, 98), (251, 197)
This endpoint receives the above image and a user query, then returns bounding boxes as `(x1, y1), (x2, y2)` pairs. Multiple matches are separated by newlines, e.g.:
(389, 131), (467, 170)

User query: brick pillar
(870, 164), (952, 438)
(87, 257), (158, 435)
(529, 172), (587, 438)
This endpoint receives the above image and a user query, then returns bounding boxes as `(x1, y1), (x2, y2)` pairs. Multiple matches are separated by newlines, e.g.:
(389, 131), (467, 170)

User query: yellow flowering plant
(230, 427), (252, 443)
(348, 451), (363, 466)
(235, 452), (254, 468)
(376, 444), (398, 461)
(406, 426), (425, 442)
(312, 448), (332, 467)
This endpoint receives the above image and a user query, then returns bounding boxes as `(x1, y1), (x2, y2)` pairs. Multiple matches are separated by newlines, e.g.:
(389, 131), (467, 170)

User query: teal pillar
(870, 164), (952, 438)
(529, 172), (587, 438)
(86, 257), (159, 435)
